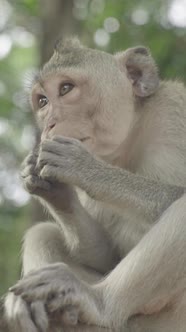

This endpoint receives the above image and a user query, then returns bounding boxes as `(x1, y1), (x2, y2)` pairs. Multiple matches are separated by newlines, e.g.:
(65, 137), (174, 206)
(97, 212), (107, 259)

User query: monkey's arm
(97, 193), (186, 329)
(42, 198), (117, 273)
(22, 150), (118, 273)
(39, 136), (184, 221)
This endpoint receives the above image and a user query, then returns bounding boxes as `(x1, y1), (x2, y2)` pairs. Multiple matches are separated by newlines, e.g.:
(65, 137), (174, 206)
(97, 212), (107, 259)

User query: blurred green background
(0, 0), (186, 296)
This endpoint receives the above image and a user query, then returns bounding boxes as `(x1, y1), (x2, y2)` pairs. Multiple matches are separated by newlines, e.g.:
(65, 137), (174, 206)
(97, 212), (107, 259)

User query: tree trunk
(39, 0), (81, 63)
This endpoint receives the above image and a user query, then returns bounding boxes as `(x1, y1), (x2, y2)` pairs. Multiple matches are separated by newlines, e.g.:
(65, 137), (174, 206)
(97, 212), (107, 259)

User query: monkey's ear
(115, 47), (159, 97)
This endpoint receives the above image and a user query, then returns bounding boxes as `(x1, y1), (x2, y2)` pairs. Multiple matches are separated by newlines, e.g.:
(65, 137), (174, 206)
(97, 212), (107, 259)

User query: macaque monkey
(4, 38), (186, 332)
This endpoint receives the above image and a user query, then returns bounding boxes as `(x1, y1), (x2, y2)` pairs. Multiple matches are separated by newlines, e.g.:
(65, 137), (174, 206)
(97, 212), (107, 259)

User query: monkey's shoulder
(135, 81), (186, 186)
(142, 80), (186, 120)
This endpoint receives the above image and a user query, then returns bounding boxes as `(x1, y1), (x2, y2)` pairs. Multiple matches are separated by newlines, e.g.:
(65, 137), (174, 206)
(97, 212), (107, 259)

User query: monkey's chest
(98, 205), (152, 256)
(78, 189), (151, 257)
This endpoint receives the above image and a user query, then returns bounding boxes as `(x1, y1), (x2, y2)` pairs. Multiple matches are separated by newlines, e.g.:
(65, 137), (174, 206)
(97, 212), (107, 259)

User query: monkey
(4, 37), (186, 332)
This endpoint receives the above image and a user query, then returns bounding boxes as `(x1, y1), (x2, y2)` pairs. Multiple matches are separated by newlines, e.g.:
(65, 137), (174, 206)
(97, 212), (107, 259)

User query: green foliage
(0, 0), (38, 294)
(84, 0), (186, 81)
(0, 209), (28, 295)
(14, 0), (38, 16)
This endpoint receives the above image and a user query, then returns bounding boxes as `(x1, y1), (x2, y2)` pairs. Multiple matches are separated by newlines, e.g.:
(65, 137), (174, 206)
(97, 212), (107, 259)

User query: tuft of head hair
(41, 37), (86, 73)
(54, 37), (84, 54)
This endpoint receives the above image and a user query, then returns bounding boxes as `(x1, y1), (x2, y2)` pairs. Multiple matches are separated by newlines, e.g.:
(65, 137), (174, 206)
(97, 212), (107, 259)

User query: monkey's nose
(41, 122), (56, 141)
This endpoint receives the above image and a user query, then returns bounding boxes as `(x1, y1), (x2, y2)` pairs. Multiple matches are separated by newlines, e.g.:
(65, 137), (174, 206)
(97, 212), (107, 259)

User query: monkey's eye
(38, 95), (48, 109)
(60, 83), (74, 96)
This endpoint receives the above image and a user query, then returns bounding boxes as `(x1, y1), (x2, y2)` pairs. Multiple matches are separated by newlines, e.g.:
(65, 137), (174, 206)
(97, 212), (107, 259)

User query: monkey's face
(31, 67), (134, 160)
(30, 39), (159, 160)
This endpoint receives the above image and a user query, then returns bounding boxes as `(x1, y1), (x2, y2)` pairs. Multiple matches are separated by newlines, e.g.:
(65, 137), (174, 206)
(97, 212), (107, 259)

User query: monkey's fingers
(11, 284), (59, 304)
(10, 280), (47, 296)
(9, 275), (47, 294)
(11, 283), (79, 311)
(21, 151), (38, 168)
(30, 301), (49, 332)
(52, 135), (81, 145)
(9, 264), (64, 294)
(10, 264), (66, 294)
(37, 151), (58, 169)
(21, 164), (37, 178)
(61, 306), (79, 326)
(23, 175), (51, 193)
(5, 293), (38, 332)
(40, 136), (83, 158)
(47, 300), (79, 326)
(47, 292), (80, 326)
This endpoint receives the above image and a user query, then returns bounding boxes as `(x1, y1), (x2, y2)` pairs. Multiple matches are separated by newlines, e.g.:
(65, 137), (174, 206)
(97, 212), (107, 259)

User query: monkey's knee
(128, 293), (186, 332)
(22, 222), (67, 274)
(23, 221), (65, 250)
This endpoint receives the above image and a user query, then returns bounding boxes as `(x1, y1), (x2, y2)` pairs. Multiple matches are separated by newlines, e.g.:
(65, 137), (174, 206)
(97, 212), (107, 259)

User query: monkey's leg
(98, 194), (186, 331)
(127, 294), (186, 332)
(22, 221), (102, 282)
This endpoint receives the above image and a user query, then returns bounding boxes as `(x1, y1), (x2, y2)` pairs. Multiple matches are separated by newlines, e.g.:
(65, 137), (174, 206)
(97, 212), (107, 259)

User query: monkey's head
(31, 38), (159, 160)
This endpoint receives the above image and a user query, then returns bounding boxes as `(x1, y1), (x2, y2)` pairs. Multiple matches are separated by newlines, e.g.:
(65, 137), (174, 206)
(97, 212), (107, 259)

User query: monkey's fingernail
(62, 307), (78, 326)
(9, 287), (14, 292)
(9, 284), (20, 292)
(20, 293), (33, 302)
(21, 293), (31, 301)
(36, 162), (42, 170)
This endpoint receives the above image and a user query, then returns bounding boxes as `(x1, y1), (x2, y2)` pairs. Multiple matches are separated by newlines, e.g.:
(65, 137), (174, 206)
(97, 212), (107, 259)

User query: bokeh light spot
(131, 8), (149, 25)
(168, 0), (186, 27)
(90, 0), (105, 15)
(0, 34), (12, 59)
(104, 17), (120, 33)
(94, 29), (110, 47)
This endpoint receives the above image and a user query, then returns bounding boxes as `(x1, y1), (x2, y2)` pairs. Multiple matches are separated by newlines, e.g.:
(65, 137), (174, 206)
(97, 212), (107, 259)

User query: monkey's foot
(9, 263), (104, 328)
(5, 292), (48, 332)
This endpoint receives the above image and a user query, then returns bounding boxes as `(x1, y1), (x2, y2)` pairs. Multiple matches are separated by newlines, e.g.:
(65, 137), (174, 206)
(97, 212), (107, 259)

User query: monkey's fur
(4, 38), (186, 332)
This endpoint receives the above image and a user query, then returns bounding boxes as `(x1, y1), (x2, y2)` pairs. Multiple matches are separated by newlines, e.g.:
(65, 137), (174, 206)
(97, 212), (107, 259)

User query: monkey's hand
(21, 149), (51, 197)
(9, 263), (104, 328)
(21, 148), (77, 209)
(38, 136), (99, 190)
